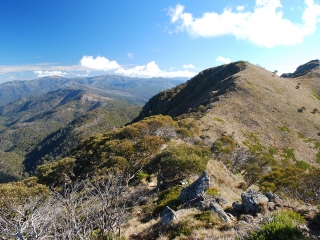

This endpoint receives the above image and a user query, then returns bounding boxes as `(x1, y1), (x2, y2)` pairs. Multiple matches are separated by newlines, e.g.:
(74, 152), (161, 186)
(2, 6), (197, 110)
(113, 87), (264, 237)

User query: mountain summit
(137, 60), (320, 164)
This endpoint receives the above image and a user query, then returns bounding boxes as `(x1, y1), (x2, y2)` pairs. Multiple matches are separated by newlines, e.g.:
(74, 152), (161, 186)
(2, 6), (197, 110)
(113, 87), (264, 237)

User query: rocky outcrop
(241, 189), (269, 213)
(179, 171), (210, 203)
(209, 202), (231, 222)
(161, 206), (178, 227)
(281, 59), (320, 78)
(162, 171), (233, 225)
(232, 189), (269, 213)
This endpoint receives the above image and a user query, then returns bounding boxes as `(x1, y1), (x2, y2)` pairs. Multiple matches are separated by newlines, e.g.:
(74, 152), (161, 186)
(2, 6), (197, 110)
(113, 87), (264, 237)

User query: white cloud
(80, 55), (120, 71)
(237, 5), (245, 11)
(183, 64), (195, 69)
(34, 70), (69, 77)
(0, 64), (88, 74)
(127, 53), (134, 59)
(168, 1), (320, 47)
(115, 61), (196, 78)
(216, 56), (232, 64)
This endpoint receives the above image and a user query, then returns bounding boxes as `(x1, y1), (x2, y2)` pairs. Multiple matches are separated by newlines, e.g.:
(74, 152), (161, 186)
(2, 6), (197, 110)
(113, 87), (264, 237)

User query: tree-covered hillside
(0, 88), (141, 182)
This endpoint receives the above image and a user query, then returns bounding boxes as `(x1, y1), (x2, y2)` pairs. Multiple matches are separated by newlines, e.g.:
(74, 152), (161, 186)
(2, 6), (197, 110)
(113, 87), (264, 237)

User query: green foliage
(268, 147), (278, 155)
(294, 160), (310, 170)
(0, 178), (50, 207)
(71, 116), (176, 184)
(177, 118), (200, 135)
(278, 126), (291, 133)
(313, 93), (320, 101)
(154, 187), (182, 214)
(213, 117), (224, 122)
(194, 211), (221, 226)
(135, 171), (149, 181)
(212, 136), (236, 155)
(176, 128), (193, 138)
(205, 187), (220, 196)
(36, 157), (76, 186)
(281, 147), (296, 161)
(170, 222), (193, 239)
(259, 166), (305, 197)
(297, 132), (305, 139)
(243, 132), (265, 154)
(316, 152), (320, 164)
(150, 143), (210, 182)
(249, 210), (306, 240)
(242, 155), (273, 187)
(0, 150), (24, 183)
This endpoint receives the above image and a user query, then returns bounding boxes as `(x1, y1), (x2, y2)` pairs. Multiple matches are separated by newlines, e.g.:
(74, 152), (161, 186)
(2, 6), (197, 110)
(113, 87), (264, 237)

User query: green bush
(154, 187), (182, 215)
(249, 210), (306, 240)
(294, 161), (310, 170)
(176, 128), (193, 138)
(135, 171), (149, 181)
(150, 143), (210, 182)
(170, 223), (192, 239)
(212, 136), (236, 154)
(194, 210), (221, 227)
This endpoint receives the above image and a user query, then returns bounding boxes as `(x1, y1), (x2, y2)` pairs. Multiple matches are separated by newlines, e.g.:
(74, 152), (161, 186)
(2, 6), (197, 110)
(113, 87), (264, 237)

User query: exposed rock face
(179, 171), (210, 203)
(281, 59), (320, 78)
(161, 206), (178, 226)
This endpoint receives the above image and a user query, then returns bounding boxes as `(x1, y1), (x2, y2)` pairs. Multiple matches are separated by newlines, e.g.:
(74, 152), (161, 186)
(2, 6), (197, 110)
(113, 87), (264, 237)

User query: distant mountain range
(0, 75), (186, 106)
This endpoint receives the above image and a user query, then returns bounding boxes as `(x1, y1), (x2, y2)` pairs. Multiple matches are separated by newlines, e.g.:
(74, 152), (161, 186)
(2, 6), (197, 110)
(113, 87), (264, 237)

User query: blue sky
(0, 0), (320, 83)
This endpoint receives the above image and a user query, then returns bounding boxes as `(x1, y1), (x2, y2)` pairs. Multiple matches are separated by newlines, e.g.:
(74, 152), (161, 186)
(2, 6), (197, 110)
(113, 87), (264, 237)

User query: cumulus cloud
(115, 61), (196, 78)
(168, 0), (320, 47)
(183, 64), (195, 69)
(216, 56), (232, 64)
(127, 53), (134, 59)
(80, 55), (120, 71)
(34, 70), (68, 77)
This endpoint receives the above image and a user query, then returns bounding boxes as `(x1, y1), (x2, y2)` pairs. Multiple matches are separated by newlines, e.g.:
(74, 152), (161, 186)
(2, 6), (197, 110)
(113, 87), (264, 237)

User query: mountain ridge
(136, 60), (320, 165)
(0, 75), (185, 106)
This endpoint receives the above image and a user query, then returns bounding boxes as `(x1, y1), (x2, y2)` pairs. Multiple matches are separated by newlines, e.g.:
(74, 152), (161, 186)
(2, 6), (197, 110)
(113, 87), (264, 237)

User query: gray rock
(267, 202), (276, 211)
(209, 202), (230, 222)
(215, 197), (228, 205)
(241, 189), (269, 213)
(232, 201), (243, 212)
(179, 171), (210, 203)
(265, 192), (280, 202)
(161, 206), (178, 227)
(240, 214), (254, 224)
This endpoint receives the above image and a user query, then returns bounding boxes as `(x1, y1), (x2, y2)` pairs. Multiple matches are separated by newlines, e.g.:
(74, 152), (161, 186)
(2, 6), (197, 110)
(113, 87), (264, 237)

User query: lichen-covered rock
(241, 189), (269, 213)
(161, 206), (178, 227)
(179, 171), (210, 203)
